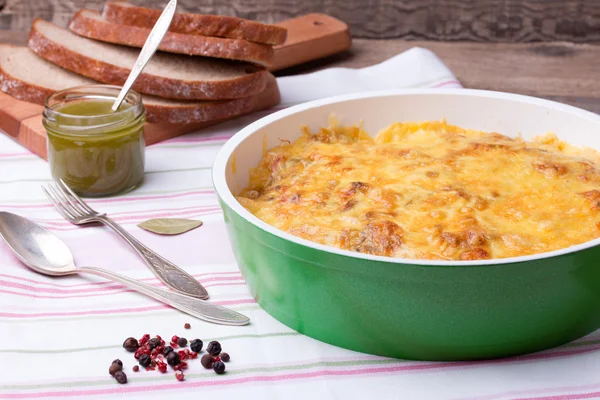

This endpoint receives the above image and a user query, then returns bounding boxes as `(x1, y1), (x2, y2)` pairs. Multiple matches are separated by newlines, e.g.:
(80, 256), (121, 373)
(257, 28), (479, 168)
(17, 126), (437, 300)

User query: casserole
(213, 89), (600, 360)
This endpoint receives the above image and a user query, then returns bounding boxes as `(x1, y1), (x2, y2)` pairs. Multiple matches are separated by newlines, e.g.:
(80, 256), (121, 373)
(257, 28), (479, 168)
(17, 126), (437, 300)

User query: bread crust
(0, 45), (280, 124)
(69, 10), (274, 68)
(0, 62), (55, 105)
(103, 1), (287, 46)
(28, 19), (270, 101)
(145, 75), (280, 124)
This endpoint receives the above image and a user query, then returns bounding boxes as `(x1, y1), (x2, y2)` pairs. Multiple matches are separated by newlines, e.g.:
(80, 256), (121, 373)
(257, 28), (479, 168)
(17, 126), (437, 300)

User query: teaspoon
(111, 0), (177, 111)
(0, 211), (250, 326)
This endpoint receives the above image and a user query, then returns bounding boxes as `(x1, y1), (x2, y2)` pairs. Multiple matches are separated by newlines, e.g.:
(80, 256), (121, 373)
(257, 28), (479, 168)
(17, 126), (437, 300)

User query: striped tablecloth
(1, 48), (599, 400)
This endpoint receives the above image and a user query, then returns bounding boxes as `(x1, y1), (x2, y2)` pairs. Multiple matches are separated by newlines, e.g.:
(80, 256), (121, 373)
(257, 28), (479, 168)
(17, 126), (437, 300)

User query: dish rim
(213, 88), (600, 267)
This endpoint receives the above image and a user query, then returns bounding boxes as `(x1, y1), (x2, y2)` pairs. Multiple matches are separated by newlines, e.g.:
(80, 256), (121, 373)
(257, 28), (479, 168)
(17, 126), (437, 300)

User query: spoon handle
(111, 0), (177, 111)
(100, 216), (209, 300)
(78, 266), (250, 326)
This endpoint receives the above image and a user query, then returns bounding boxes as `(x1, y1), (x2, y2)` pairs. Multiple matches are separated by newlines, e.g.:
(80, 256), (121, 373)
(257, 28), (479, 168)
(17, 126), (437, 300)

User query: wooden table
(1, 27), (599, 115)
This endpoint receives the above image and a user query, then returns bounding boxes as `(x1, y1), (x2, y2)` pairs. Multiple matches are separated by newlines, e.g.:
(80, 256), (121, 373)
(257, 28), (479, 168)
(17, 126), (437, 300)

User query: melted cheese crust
(237, 121), (600, 260)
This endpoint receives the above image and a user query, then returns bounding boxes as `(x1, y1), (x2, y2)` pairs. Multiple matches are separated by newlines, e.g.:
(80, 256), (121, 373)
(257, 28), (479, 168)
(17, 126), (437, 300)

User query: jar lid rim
(44, 84), (144, 120)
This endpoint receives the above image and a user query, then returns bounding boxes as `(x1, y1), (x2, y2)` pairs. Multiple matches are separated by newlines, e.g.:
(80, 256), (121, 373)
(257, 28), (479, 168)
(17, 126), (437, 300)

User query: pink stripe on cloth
(37, 209), (223, 231)
(0, 152), (32, 157)
(37, 205), (219, 226)
(2, 346), (600, 399)
(0, 271), (242, 288)
(0, 288), (142, 300)
(0, 298), (255, 318)
(0, 282), (247, 299)
(0, 275), (244, 295)
(460, 382), (600, 400)
(0, 364), (476, 399)
(0, 190), (216, 209)
(515, 391), (600, 400)
(0, 279), (124, 294)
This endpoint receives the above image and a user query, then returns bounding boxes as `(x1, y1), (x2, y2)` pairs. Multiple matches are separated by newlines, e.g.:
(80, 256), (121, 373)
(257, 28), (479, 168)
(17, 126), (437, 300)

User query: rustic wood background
(1, 0), (600, 42)
(0, 0), (599, 116)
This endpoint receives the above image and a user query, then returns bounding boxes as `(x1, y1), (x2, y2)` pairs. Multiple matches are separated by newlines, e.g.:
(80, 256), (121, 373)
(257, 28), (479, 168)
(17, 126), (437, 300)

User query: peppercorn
(200, 354), (214, 369)
(206, 341), (221, 356)
(114, 370), (128, 384)
(162, 346), (174, 356)
(132, 365), (139, 372)
(190, 339), (203, 353)
(220, 352), (230, 362)
(213, 361), (226, 375)
(112, 359), (123, 367)
(122, 337), (139, 352)
(177, 337), (188, 347)
(109, 363), (122, 376)
(184, 323), (191, 329)
(139, 334), (150, 345)
(157, 361), (167, 373)
(148, 337), (161, 350)
(166, 350), (181, 367)
(175, 371), (185, 381)
(138, 354), (152, 368)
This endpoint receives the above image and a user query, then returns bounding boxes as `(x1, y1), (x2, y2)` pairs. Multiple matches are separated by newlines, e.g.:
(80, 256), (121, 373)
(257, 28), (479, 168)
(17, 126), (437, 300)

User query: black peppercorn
(213, 361), (226, 375)
(177, 337), (188, 347)
(201, 354), (214, 369)
(148, 337), (161, 350)
(122, 337), (139, 352)
(190, 339), (203, 353)
(166, 350), (181, 367)
(138, 354), (151, 368)
(220, 352), (230, 362)
(112, 359), (123, 367)
(206, 341), (221, 356)
(114, 370), (128, 384)
(162, 346), (174, 356)
(109, 363), (122, 376)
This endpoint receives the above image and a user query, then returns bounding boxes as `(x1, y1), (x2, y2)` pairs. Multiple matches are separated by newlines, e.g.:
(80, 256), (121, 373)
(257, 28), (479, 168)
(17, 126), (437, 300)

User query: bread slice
(0, 46), (280, 124)
(69, 10), (274, 68)
(28, 19), (270, 101)
(103, 1), (287, 46)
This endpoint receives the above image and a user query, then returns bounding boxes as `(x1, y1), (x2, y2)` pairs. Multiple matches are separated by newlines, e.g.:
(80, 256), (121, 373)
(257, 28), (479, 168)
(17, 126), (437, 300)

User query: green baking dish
(212, 89), (600, 361)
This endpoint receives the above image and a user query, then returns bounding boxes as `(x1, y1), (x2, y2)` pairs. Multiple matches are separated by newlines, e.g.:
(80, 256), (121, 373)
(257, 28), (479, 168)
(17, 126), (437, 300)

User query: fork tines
(42, 180), (99, 221)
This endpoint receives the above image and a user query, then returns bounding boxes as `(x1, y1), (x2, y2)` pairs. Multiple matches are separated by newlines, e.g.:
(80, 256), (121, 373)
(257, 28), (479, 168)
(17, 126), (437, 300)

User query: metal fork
(42, 180), (209, 300)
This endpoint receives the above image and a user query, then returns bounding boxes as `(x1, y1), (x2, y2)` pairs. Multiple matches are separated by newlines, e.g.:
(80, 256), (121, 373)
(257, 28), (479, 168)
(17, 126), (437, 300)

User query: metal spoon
(111, 0), (177, 111)
(0, 212), (250, 326)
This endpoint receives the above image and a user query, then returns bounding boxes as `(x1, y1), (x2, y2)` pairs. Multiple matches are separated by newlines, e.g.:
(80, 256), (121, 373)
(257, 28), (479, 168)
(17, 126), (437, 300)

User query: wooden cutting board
(0, 13), (351, 160)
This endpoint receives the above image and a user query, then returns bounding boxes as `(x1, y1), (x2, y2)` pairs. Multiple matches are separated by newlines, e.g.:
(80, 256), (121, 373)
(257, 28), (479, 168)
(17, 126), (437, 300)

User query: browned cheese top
(237, 120), (600, 260)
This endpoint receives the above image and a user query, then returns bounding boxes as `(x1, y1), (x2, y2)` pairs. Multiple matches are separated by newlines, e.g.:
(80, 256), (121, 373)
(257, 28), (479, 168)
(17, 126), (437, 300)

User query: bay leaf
(137, 218), (203, 235)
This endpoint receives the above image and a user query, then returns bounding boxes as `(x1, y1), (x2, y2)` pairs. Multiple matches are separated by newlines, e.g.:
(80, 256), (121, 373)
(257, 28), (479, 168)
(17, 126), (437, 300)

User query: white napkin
(4, 48), (595, 400)
(277, 47), (461, 105)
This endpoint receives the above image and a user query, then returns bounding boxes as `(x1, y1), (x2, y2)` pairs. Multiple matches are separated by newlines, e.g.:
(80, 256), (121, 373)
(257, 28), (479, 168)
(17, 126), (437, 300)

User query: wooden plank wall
(1, 0), (599, 42)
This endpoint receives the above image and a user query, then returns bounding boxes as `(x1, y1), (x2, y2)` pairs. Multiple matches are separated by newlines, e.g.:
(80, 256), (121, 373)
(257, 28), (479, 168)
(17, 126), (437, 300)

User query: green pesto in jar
(43, 85), (146, 197)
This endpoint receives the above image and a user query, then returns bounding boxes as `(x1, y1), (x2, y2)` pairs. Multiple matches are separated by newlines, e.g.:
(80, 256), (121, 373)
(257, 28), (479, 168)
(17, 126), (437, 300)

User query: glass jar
(43, 85), (146, 197)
